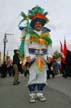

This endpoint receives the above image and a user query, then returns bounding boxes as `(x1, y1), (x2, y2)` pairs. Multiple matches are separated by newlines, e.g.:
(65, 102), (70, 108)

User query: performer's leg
(36, 84), (46, 101)
(28, 84), (36, 103)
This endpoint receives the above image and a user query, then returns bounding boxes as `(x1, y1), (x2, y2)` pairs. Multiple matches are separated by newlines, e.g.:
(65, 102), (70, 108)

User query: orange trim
(32, 13), (46, 19)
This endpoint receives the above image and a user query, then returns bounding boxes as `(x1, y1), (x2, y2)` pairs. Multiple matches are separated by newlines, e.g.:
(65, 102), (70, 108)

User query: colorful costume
(19, 6), (52, 103)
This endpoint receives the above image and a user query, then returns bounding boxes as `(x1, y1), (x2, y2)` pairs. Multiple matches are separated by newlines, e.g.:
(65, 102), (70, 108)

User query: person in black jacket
(65, 50), (71, 77)
(13, 49), (21, 85)
(47, 57), (55, 79)
(1, 61), (7, 78)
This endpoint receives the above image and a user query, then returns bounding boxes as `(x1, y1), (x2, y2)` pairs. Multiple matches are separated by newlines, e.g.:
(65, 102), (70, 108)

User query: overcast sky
(0, 0), (71, 57)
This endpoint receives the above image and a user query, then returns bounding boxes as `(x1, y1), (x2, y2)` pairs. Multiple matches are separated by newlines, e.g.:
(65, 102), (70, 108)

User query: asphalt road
(0, 74), (71, 108)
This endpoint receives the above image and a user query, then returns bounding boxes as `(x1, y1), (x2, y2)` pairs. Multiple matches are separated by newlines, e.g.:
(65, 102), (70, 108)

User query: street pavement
(0, 74), (71, 108)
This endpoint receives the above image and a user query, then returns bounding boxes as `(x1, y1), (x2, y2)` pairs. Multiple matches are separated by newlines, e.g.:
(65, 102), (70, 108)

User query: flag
(60, 39), (67, 64)
(60, 41), (63, 53)
(60, 41), (64, 58)
(63, 38), (67, 63)
(63, 38), (67, 56)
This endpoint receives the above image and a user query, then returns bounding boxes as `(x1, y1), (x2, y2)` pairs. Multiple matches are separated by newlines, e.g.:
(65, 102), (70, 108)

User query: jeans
(28, 84), (45, 92)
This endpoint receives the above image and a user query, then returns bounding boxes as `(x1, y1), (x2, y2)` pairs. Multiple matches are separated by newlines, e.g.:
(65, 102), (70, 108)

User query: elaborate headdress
(19, 6), (49, 30)
(28, 6), (49, 28)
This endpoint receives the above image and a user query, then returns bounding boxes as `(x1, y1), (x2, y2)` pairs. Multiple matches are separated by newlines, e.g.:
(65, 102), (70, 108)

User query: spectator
(13, 49), (21, 85)
(47, 57), (55, 79)
(65, 50), (71, 77)
(1, 61), (7, 78)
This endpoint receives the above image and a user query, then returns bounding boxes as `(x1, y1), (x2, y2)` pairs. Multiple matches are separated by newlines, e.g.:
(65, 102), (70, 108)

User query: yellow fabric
(26, 32), (50, 47)
(40, 32), (50, 38)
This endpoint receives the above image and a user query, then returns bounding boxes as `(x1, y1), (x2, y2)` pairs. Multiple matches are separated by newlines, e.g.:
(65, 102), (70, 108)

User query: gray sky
(0, 0), (71, 57)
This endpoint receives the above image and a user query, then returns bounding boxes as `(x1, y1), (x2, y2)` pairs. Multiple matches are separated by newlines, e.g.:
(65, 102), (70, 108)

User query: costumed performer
(19, 6), (53, 103)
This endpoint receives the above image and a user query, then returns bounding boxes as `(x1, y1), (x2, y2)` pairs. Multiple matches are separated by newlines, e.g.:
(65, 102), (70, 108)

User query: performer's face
(34, 22), (42, 31)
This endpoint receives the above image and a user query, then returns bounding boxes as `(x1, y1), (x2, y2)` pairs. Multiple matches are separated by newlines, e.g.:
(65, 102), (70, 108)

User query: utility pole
(3, 33), (14, 62)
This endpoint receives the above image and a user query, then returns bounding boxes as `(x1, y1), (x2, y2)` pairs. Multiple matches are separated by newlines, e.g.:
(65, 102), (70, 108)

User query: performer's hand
(26, 56), (31, 63)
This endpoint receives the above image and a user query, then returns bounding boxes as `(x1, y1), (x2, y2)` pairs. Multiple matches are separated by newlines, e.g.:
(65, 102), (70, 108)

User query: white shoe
(36, 93), (46, 102)
(29, 93), (36, 103)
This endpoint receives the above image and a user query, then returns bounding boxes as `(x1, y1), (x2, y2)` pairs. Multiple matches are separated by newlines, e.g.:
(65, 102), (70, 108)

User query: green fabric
(42, 36), (52, 45)
(30, 31), (52, 45)
(19, 29), (28, 57)
(29, 6), (44, 18)
(18, 12), (29, 27)
(19, 40), (24, 55)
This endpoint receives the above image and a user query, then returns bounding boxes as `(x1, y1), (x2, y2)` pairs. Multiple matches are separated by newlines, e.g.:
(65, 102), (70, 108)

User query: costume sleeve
(24, 34), (30, 57)
(47, 45), (53, 58)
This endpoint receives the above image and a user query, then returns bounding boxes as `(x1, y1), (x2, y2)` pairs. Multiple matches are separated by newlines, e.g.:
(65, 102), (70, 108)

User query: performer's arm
(24, 34), (30, 57)
(47, 45), (53, 58)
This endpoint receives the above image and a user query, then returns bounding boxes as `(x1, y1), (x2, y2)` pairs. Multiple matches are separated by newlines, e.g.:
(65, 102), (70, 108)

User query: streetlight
(3, 33), (14, 62)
